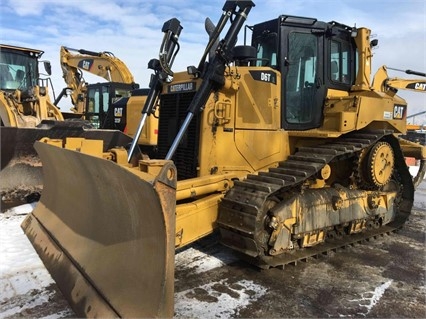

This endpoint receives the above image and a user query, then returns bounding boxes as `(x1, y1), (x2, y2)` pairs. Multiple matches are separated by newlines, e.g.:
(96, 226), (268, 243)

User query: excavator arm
(372, 65), (426, 95)
(58, 46), (136, 113)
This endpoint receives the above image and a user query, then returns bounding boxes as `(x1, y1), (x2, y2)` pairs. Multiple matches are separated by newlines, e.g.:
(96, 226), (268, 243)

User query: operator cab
(85, 82), (139, 129)
(0, 44), (51, 92)
(250, 16), (357, 130)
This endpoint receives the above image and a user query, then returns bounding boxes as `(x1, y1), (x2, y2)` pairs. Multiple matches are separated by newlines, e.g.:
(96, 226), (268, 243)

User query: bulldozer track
(239, 220), (405, 269)
(218, 130), (413, 269)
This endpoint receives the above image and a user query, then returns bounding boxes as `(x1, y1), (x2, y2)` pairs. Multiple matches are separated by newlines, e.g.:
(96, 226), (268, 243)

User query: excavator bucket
(21, 140), (177, 318)
(0, 121), (133, 204)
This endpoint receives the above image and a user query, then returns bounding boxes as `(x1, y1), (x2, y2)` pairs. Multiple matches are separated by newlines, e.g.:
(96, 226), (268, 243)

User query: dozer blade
(0, 122), (132, 204)
(21, 141), (177, 318)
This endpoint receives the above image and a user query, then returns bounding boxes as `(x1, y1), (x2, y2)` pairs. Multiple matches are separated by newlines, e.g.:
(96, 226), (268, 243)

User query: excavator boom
(60, 46), (135, 84)
(372, 65), (426, 94)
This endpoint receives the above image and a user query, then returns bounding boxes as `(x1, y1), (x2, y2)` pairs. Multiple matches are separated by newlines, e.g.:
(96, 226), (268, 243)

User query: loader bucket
(0, 122), (132, 205)
(21, 141), (177, 318)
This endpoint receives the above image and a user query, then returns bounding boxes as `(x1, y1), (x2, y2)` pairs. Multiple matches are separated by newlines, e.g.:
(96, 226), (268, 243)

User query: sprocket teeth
(355, 142), (394, 189)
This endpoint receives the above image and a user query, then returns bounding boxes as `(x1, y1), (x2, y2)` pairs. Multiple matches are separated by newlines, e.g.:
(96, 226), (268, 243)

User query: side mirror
(43, 61), (52, 75)
(370, 39), (379, 48)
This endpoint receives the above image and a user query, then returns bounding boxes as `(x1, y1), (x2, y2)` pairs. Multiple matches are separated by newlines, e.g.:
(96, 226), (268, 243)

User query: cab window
(285, 32), (318, 124)
(330, 40), (351, 84)
(254, 32), (278, 68)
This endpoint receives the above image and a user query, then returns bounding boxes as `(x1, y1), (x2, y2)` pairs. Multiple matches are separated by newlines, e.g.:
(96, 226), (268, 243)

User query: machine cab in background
(85, 82), (138, 129)
(0, 44), (51, 92)
(251, 16), (356, 131)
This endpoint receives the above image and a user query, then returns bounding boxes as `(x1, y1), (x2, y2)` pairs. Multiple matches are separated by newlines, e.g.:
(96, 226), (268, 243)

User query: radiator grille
(158, 92), (200, 180)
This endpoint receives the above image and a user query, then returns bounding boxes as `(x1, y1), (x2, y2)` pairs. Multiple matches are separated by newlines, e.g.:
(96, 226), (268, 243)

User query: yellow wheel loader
(0, 44), (64, 204)
(22, 1), (426, 318)
(0, 44), (63, 127)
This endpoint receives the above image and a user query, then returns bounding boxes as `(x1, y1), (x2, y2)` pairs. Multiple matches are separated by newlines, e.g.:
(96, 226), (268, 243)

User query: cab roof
(0, 44), (44, 57)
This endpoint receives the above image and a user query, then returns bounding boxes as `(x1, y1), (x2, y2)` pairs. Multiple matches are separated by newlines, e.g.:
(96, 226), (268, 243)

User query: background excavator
(372, 65), (426, 94)
(22, 1), (426, 317)
(56, 45), (158, 145)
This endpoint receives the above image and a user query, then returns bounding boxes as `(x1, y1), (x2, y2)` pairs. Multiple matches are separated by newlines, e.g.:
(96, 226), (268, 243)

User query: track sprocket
(367, 142), (395, 187)
(356, 141), (395, 189)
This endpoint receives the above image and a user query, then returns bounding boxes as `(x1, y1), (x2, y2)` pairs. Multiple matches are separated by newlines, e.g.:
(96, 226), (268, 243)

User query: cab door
(281, 28), (326, 130)
(86, 84), (109, 128)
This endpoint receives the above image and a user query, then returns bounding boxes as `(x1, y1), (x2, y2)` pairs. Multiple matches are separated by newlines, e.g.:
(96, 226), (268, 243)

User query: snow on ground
(349, 280), (393, 316)
(174, 245), (267, 318)
(0, 204), (74, 319)
(175, 246), (238, 275)
(175, 279), (267, 319)
(409, 165), (420, 177)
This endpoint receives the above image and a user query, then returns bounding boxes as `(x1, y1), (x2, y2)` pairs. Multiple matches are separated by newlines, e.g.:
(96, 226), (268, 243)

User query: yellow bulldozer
(22, 1), (426, 318)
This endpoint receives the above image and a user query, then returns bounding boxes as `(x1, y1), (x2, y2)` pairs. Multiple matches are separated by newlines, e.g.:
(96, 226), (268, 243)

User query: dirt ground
(1, 181), (425, 318)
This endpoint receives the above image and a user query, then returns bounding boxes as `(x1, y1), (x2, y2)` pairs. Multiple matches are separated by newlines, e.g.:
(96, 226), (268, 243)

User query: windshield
(0, 50), (38, 91)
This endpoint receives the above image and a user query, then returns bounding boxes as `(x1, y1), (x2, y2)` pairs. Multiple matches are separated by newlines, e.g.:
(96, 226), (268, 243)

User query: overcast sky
(1, 0), (425, 121)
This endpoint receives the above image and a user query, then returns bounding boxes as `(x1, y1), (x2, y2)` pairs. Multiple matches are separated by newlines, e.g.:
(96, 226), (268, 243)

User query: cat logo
(78, 59), (94, 71)
(82, 60), (91, 70)
(114, 107), (123, 117)
(393, 105), (406, 120)
(414, 82), (426, 90)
